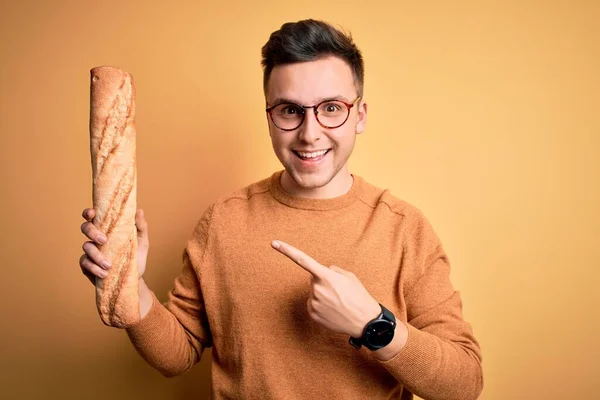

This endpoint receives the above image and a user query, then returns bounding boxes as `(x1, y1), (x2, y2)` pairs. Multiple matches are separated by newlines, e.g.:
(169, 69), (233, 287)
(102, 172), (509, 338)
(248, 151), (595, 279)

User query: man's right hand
(79, 208), (150, 285)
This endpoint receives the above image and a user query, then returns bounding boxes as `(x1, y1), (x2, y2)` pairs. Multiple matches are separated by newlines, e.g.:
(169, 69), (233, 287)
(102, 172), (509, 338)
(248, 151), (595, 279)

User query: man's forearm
(126, 278), (205, 377)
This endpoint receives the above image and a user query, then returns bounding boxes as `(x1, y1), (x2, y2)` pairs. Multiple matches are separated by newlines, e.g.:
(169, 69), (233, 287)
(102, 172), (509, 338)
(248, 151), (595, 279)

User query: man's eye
(281, 105), (301, 115)
(322, 102), (342, 113)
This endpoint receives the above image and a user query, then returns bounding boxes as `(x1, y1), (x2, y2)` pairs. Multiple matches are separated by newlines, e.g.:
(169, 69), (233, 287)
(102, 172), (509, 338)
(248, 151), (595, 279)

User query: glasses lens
(316, 101), (350, 128)
(271, 103), (304, 130)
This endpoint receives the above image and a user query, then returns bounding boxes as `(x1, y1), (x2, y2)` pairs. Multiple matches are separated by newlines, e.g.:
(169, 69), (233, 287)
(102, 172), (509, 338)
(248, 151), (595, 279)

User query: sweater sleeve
(377, 210), (484, 400)
(124, 206), (214, 377)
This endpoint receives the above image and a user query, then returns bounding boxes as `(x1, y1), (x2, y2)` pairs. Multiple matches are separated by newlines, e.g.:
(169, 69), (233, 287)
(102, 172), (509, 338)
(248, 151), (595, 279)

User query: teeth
(297, 150), (328, 159)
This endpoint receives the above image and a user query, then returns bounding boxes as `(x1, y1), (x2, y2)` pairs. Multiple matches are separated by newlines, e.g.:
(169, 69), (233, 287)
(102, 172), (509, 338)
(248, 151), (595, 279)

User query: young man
(80, 19), (483, 400)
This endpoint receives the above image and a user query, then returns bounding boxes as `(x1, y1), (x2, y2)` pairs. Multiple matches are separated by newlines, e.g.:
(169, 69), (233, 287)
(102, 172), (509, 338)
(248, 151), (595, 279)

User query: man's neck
(280, 169), (354, 199)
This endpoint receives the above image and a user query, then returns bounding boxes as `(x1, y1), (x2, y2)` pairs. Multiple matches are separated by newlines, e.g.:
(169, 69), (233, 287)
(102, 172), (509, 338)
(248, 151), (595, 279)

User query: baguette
(89, 66), (140, 328)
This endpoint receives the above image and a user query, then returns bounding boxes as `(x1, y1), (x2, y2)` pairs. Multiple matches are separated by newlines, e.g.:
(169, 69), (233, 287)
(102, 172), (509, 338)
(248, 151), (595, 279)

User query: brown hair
(261, 19), (364, 96)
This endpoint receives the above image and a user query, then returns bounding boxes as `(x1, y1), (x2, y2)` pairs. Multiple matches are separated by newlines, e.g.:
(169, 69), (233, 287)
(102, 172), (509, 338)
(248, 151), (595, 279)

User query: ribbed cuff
(377, 322), (440, 385)
(125, 291), (168, 344)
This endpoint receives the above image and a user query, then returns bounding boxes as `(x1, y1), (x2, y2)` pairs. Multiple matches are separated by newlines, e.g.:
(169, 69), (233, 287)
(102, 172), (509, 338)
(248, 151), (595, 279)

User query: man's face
(265, 56), (367, 195)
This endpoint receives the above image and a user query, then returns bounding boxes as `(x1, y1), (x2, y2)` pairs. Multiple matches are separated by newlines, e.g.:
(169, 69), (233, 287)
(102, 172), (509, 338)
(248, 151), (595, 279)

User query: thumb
(136, 209), (149, 243)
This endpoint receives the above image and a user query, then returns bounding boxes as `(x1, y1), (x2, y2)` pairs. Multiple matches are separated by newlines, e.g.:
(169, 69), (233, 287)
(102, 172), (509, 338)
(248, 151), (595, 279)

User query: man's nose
(298, 109), (321, 144)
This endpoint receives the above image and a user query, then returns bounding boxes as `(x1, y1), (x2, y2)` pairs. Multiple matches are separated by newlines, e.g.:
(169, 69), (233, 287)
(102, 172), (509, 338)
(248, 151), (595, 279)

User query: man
(79, 19), (483, 400)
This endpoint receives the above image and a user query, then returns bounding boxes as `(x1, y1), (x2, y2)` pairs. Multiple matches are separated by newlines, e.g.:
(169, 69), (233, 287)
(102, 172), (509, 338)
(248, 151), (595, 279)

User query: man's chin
(293, 174), (328, 188)
(285, 168), (334, 190)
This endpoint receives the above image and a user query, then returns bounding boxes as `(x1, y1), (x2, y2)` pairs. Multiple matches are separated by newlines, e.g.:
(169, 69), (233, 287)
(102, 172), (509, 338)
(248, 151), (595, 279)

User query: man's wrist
(138, 278), (153, 318)
(372, 321), (408, 361)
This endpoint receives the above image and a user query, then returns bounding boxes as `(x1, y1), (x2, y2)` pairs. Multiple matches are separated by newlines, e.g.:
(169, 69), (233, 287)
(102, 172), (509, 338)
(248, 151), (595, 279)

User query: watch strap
(380, 304), (396, 324)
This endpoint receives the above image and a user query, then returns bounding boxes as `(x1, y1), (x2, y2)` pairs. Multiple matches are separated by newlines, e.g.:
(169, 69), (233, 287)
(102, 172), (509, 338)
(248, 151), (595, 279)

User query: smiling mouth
(293, 149), (331, 160)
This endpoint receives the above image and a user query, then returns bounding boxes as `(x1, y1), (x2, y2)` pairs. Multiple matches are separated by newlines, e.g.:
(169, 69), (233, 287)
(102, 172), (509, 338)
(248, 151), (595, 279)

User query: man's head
(261, 19), (367, 198)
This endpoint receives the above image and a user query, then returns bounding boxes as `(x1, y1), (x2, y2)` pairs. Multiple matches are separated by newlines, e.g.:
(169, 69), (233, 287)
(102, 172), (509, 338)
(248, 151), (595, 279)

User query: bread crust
(89, 66), (140, 328)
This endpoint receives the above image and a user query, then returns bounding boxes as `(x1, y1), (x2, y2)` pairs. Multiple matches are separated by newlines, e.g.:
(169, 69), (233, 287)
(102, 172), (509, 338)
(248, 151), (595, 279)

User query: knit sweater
(125, 171), (483, 400)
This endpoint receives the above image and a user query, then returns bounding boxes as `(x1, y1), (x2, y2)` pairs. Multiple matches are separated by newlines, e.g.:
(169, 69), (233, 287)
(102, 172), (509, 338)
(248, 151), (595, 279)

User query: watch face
(365, 321), (394, 348)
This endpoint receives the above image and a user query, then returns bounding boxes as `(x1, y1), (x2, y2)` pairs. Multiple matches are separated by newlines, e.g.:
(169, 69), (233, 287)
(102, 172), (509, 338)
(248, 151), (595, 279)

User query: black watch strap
(380, 304), (396, 324)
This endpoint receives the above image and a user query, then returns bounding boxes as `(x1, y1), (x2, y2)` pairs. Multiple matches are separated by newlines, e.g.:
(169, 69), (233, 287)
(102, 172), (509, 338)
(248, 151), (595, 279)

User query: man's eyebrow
(318, 95), (351, 103)
(269, 97), (299, 107)
(268, 95), (351, 107)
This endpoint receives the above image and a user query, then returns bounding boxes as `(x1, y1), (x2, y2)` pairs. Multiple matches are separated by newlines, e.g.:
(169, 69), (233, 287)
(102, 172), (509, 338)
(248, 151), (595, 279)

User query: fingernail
(97, 234), (107, 244)
(271, 240), (280, 249)
(99, 270), (108, 278)
(103, 260), (112, 269)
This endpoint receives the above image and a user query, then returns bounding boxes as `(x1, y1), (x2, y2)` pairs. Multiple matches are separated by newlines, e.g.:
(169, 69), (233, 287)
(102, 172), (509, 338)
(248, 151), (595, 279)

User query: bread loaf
(89, 66), (140, 328)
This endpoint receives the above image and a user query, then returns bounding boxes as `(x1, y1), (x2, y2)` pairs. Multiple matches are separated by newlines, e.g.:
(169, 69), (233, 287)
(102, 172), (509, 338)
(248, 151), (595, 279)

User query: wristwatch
(349, 304), (396, 351)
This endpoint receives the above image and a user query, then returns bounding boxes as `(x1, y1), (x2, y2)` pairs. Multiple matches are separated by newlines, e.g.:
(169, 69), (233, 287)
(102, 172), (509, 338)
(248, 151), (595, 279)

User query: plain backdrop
(1, 0), (599, 399)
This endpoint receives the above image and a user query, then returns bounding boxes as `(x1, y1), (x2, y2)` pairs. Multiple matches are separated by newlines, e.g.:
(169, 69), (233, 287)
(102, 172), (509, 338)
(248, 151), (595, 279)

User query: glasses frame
(266, 96), (362, 131)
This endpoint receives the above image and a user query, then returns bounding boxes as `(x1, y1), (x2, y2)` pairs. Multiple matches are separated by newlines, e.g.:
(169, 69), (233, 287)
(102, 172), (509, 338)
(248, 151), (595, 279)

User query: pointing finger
(271, 240), (330, 278)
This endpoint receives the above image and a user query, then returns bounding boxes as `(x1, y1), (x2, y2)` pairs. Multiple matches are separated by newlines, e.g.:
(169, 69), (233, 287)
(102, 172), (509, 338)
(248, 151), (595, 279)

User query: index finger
(271, 240), (330, 278)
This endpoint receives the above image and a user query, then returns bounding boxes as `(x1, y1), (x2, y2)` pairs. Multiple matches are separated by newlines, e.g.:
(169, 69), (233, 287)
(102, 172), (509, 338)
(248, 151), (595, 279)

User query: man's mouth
(293, 149), (331, 160)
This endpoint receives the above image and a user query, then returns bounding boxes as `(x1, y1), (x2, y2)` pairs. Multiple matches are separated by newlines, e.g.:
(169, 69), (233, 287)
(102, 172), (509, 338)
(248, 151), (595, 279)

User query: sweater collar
(269, 170), (361, 211)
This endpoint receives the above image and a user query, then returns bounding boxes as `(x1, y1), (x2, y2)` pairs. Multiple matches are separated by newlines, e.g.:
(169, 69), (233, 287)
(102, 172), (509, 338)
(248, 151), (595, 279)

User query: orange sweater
(126, 171), (483, 400)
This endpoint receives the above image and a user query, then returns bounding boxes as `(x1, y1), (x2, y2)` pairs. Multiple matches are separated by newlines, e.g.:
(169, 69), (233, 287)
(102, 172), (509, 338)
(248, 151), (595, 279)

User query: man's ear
(356, 100), (367, 135)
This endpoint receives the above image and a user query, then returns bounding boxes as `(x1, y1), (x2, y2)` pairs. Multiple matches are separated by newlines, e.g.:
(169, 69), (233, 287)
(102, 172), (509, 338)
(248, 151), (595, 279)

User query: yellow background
(1, 0), (598, 399)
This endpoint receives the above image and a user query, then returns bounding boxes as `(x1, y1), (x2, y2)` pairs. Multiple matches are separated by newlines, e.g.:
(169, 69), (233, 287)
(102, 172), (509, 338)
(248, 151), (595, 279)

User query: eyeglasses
(266, 96), (362, 131)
